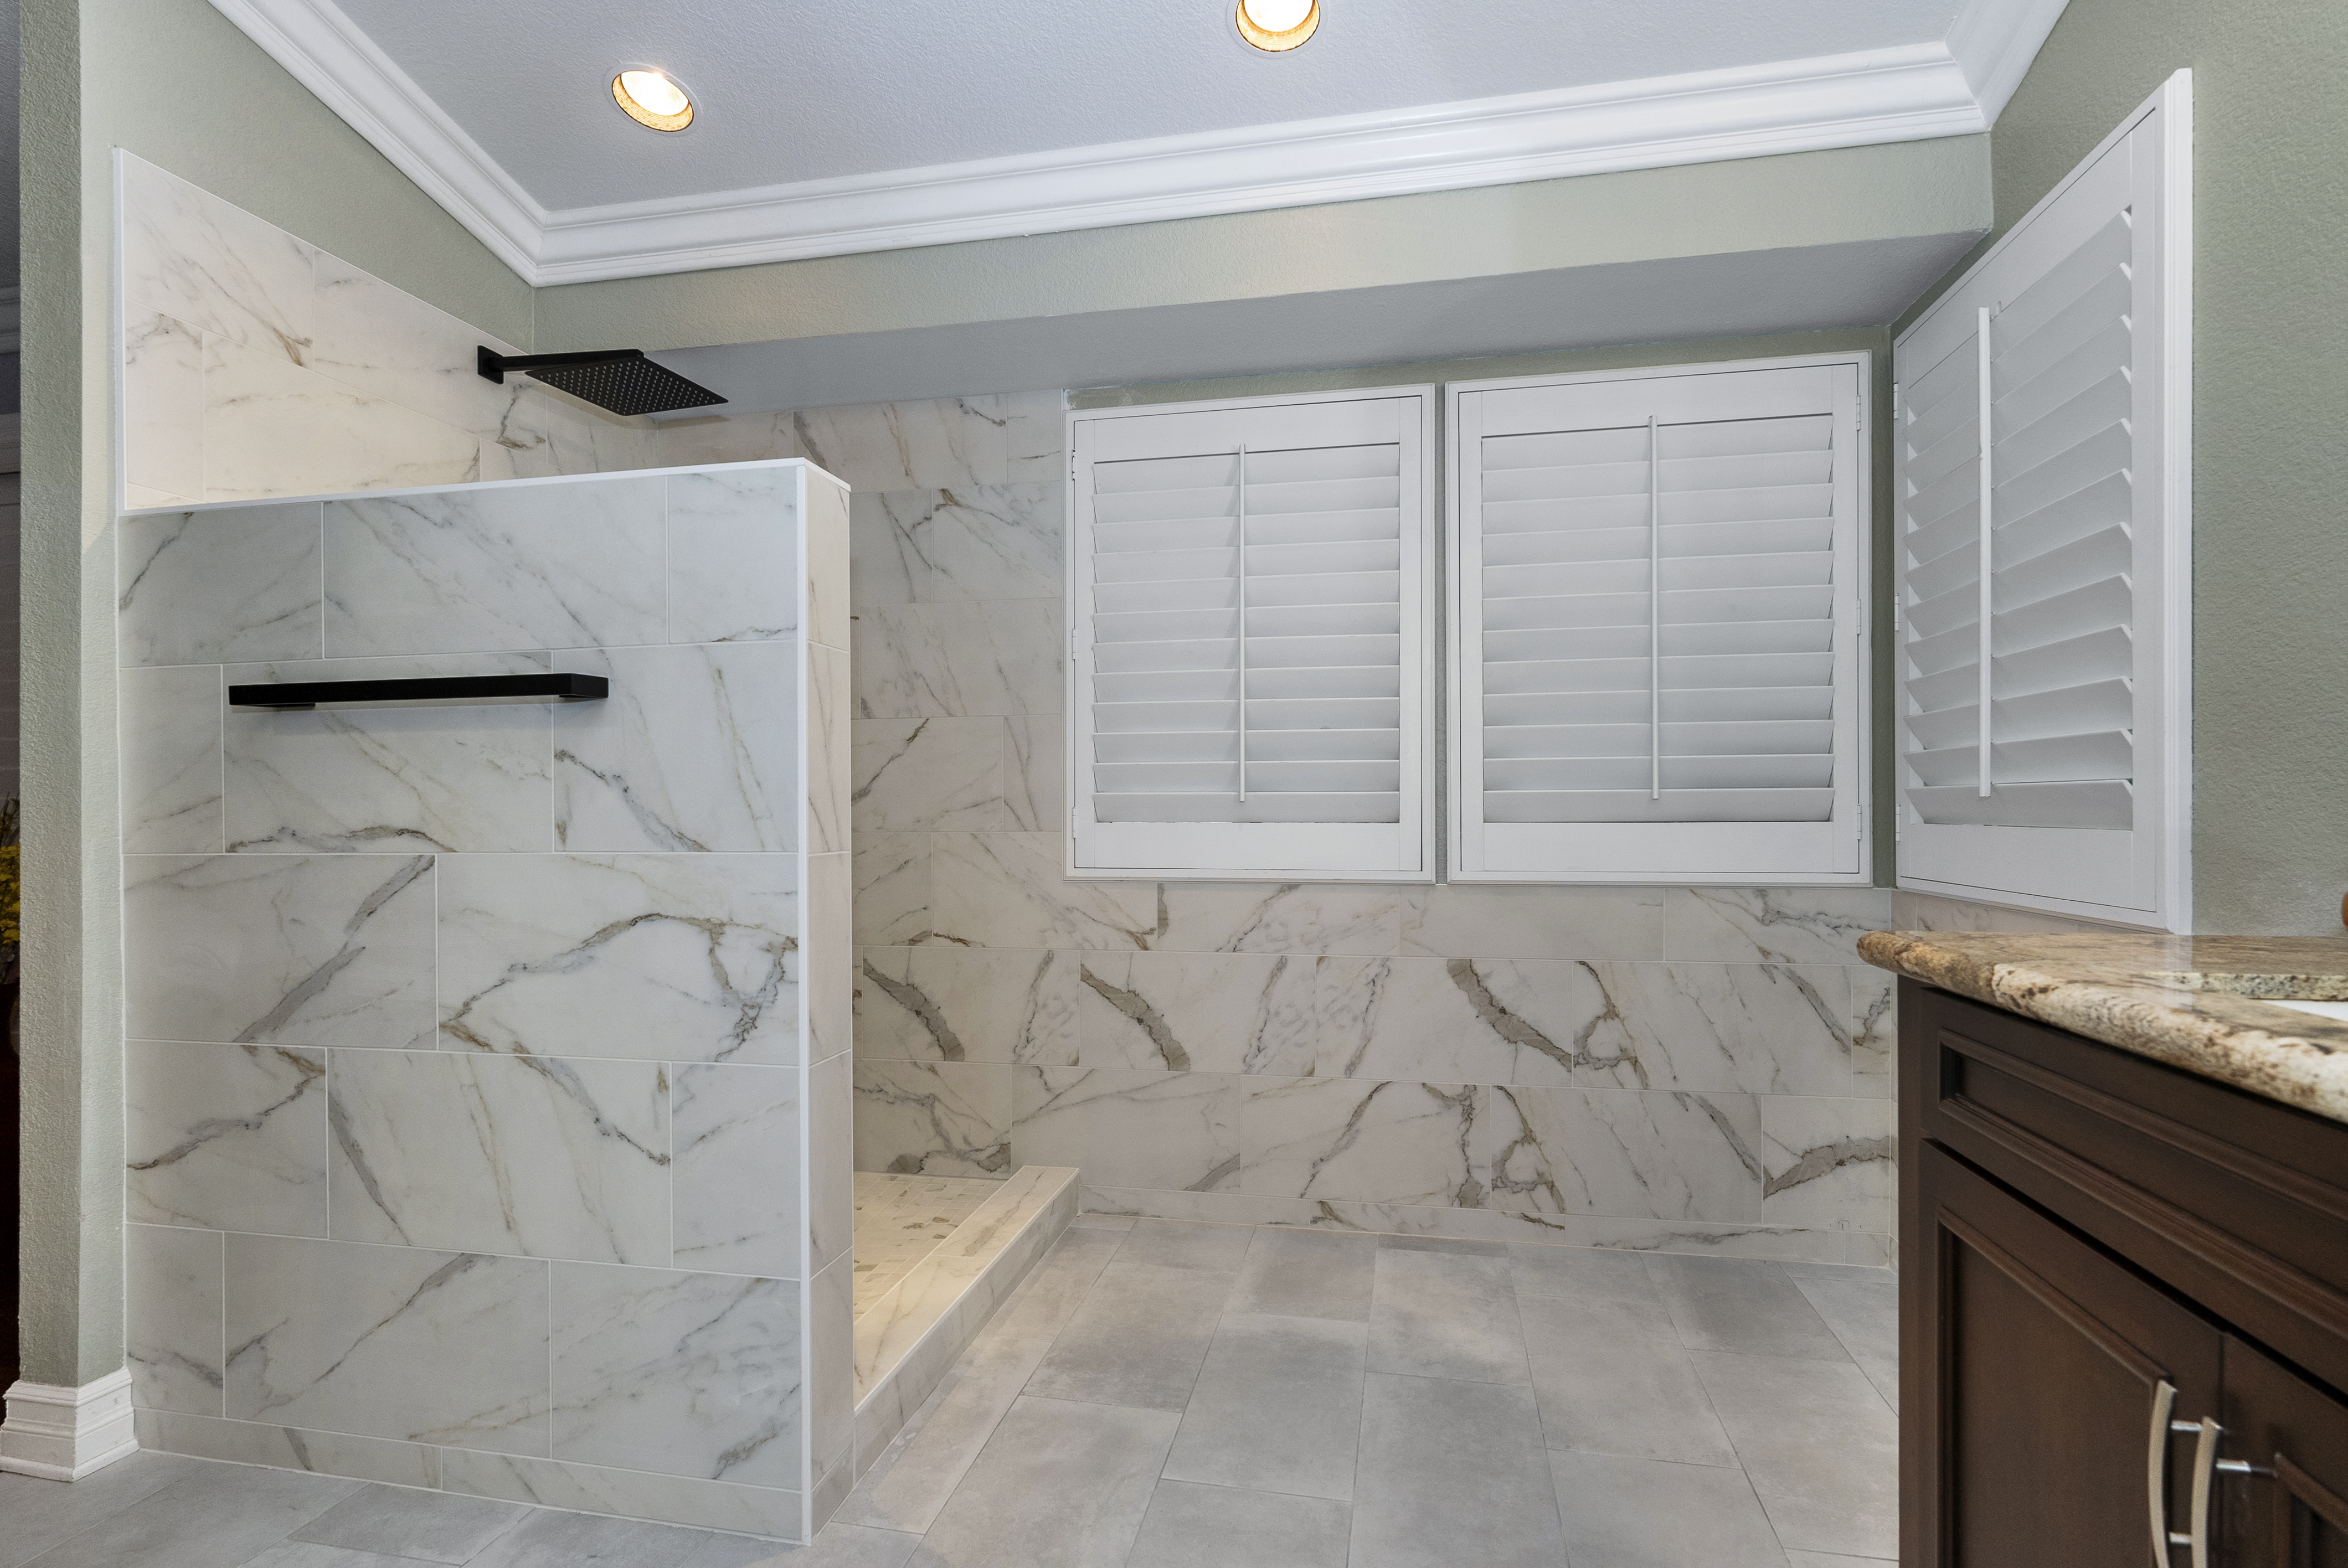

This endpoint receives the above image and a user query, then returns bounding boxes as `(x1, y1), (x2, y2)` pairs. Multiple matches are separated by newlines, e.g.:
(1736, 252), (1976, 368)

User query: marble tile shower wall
(116, 463), (854, 1542)
(657, 394), (1899, 1267)
(118, 153), (656, 509)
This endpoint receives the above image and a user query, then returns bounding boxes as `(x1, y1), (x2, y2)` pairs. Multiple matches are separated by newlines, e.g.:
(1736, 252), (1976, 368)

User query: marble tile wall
(117, 153), (656, 510)
(118, 461), (853, 1543)
(658, 395), (1899, 1266)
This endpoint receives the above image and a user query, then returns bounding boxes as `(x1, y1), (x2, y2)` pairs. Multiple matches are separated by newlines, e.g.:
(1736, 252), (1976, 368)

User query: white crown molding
(0, 1371), (139, 1481)
(212, 0), (2066, 288)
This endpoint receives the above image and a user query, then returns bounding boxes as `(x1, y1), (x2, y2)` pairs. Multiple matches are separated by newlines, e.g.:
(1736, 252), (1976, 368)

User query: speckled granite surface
(1860, 931), (2348, 1126)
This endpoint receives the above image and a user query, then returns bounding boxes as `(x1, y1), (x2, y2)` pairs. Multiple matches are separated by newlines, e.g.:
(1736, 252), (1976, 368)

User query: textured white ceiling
(331, 0), (1966, 210)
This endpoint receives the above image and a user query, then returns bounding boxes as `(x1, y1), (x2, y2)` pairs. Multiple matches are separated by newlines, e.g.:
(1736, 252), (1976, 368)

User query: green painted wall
(1896, 0), (2348, 934)
(14, 0), (531, 1390)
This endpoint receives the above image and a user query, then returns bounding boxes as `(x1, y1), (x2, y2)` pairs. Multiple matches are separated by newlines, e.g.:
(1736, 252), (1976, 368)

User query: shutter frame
(1068, 386), (1437, 881)
(1892, 70), (2192, 930)
(1446, 353), (1873, 885)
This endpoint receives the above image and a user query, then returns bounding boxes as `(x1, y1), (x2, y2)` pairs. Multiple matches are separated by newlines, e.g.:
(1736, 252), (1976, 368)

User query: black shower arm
(476, 345), (648, 384)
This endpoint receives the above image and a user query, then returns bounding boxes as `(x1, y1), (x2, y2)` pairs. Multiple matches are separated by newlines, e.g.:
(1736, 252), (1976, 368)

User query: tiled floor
(853, 1172), (1003, 1317)
(0, 1220), (1896, 1567)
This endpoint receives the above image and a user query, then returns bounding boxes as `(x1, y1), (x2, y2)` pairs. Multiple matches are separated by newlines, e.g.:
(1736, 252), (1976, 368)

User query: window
(1894, 71), (2191, 929)
(1448, 355), (1872, 883)
(1067, 388), (1435, 880)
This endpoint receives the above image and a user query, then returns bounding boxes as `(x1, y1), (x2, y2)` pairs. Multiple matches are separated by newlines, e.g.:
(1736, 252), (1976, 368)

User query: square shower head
(477, 346), (726, 416)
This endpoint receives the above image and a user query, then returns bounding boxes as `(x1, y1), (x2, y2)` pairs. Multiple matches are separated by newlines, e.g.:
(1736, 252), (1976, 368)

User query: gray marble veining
(119, 503), (323, 667)
(667, 467), (799, 644)
(126, 1224), (226, 1417)
(121, 664), (226, 854)
(128, 1039), (328, 1235)
(672, 1063), (801, 1278)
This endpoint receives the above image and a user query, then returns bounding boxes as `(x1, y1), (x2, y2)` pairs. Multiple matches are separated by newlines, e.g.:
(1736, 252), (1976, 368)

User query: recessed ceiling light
(1235, 0), (1319, 51)
(612, 69), (693, 132)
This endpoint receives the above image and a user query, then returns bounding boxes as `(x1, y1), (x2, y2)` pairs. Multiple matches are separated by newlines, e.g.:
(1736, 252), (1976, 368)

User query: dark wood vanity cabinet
(1901, 982), (2348, 1566)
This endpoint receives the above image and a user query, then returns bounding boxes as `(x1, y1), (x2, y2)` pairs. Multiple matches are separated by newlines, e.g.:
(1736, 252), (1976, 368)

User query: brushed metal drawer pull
(2148, 1380), (2217, 1567)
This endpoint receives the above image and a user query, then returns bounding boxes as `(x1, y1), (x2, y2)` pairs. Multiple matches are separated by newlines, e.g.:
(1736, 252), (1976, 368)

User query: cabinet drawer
(1903, 982), (2348, 1396)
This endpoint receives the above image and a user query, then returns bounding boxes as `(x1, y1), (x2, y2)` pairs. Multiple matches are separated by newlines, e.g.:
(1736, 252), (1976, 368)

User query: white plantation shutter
(1449, 357), (1870, 883)
(1895, 71), (2191, 928)
(1070, 389), (1434, 879)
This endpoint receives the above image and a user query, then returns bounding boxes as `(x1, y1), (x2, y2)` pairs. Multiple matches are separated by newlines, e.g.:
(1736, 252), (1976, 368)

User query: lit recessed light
(612, 69), (693, 132)
(1237, 0), (1319, 51)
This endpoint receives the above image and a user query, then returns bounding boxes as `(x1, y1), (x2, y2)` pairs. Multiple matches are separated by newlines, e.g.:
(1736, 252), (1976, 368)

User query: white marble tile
(853, 833), (933, 947)
(1002, 716), (1064, 832)
(514, 386), (664, 477)
(857, 947), (1080, 1065)
(437, 852), (798, 1065)
(852, 601), (1063, 719)
(135, 1409), (443, 1489)
(928, 832), (1157, 951)
(128, 1039), (328, 1235)
(1077, 951), (1315, 1073)
(550, 1263), (800, 1488)
(853, 1059), (1016, 1178)
(1849, 966), (1896, 1099)
(308, 254), (523, 439)
(852, 718), (1003, 832)
(1665, 888), (1897, 966)
(811, 1255), (854, 1484)
(324, 476), (665, 656)
(657, 412), (799, 469)
(1474, 1085), (1766, 1224)
(121, 664), (224, 854)
(126, 483), (201, 509)
(123, 312), (205, 501)
(126, 1224), (224, 1416)
(668, 466), (799, 644)
(809, 1050), (854, 1276)
(119, 502), (323, 667)
(206, 337), (482, 502)
(1402, 884), (1665, 961)
(1150, 881), (1413, 956)
(124, 853), (436, 1049)
(120, 154), (316, 360)
(809, 643), (852, 854)
(1000, 389), (1068, 486)
(328, 1049), (671, 1264)
(224, 653), (553, 853)
(1012, 1067), (1242, 1192)
(440, 1450), (803, 1539)
(866, 485), (1063, 604)
(1240, 1078), (1480, 1206)
(851, 491), (923, 608)
(789, 398), (1007, 492)
(1759, 1097), (1896, 1233)
(673, 1062), (801, 1278)
(1889, 888), (2130, 934)
(554, 641), (798, 853)
(808, 850), (856, 1065)
(225, 1232), (550, 1454)
(807, 471), (852, 652)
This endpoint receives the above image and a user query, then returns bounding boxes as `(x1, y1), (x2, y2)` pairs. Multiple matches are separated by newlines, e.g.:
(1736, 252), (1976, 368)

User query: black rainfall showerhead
(477, 345), (726, 416)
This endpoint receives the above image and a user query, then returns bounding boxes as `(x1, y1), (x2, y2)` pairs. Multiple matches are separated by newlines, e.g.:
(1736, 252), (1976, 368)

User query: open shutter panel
(1072, 391), (1432, 879)
(1451, 358), (1869, 884)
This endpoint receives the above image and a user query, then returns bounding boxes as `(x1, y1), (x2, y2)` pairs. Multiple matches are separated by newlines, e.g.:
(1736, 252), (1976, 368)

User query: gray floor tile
(1109, 1220), (1254, 1272)
(841, 1228), (1125, 1534)
(1377, 1234), (1503, 1255)
(907, 1395), (1178, 1568)
(1692, 1350), (1899, 1560)
(1520, 1296), (1737, 1466)
(1228, 1230), (1376, 1322)
(1125, 1480), (1351, 1568)
(673, 1526), (891, 1568)
(1366, 1246), (1529, 1384)
(16, 1459), (359, 1568)
(1508, 1245), (1664, 1307)
(1783, 1265), (1899, 1411)
(0, 1453), (205, 1568)
(1161, 1314), (1367, 1501)
(1350, 1372), (1566, 1568)
(241, 1546), (423, 1568)
(1024, 1260), (1237, 1410)
(461, 1509), (711, 1568)
(1784, 1555), (1897, 1567)
(289, 1482), (526, 1563)
(1550, 1450), (1790, 1567)
(1647, 1255), (1851, 1361)
(1068, 1214), (1135, 1232)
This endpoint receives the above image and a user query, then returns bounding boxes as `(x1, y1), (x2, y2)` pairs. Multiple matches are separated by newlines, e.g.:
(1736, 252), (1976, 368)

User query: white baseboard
(0, 1371), (141, 1481)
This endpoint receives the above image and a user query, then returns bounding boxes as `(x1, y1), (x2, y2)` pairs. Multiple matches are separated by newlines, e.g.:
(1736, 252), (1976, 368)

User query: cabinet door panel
(2221, 1335), (2348, 1566)
(1912, 1143), (2224, 1566)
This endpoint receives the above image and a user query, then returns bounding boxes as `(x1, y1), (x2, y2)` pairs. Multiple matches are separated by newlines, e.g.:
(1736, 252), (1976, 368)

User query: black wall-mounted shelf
(229, 673), (610, 710)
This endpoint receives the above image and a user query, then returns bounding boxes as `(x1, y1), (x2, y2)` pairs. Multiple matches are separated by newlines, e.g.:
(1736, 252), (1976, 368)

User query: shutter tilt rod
(1649, 414), (1662, 801)
(1975, 306), (1995, 800)
(1235, 442), (1248, 805)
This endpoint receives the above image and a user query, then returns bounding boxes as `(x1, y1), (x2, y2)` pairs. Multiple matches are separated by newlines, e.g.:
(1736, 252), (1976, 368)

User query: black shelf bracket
(229, 673), (610, 711)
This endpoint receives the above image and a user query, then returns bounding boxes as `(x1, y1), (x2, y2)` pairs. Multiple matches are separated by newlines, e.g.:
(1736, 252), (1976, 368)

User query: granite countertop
(1858, 930), (2348, 1127)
